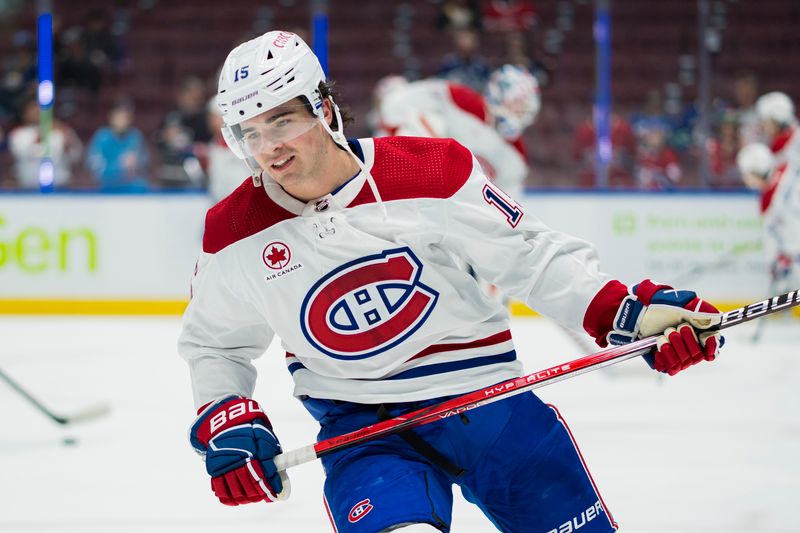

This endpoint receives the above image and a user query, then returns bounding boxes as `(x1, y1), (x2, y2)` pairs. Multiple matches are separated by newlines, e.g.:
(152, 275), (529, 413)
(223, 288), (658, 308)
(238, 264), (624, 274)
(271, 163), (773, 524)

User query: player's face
(761, 119), (780, 140)
(742, 171), (767, 191)
(241, 98), (336, 198)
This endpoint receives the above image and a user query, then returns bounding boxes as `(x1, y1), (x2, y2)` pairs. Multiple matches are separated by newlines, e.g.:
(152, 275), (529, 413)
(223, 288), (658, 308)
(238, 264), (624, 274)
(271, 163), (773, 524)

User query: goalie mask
(216, 30), (348, 185)
(485, 64), (541, 140)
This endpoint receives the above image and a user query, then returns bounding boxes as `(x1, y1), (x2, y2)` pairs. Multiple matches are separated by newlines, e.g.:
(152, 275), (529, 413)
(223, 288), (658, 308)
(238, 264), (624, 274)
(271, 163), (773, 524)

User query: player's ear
(321, 98), (333, 127)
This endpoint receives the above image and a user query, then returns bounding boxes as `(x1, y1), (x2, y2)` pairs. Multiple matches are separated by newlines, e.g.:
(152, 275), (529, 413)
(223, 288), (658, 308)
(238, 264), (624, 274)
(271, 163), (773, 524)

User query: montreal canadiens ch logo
(300, 247), (439, 360)
(348, 498), (373, 523)
(263, 241), (291, 270)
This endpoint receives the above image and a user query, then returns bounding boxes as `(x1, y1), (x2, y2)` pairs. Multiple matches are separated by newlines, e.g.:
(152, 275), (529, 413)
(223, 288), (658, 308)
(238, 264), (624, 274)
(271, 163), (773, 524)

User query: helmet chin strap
(247, 160), (264, 187)
(246, 96), (387, 219)
(319, 98), (388, 219)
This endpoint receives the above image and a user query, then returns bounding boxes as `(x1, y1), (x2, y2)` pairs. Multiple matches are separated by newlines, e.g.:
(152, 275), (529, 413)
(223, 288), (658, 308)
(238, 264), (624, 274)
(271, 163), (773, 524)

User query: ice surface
(0, 316), (797, 532)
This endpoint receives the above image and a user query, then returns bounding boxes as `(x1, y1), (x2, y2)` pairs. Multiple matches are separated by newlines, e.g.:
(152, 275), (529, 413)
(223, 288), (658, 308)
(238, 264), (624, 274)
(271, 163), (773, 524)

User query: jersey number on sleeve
(482, 183), (523, 228)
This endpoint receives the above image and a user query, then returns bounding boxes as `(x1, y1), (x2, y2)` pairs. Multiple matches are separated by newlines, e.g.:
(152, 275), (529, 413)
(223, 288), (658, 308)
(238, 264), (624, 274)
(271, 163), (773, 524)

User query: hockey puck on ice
(62, 437), (78, 446)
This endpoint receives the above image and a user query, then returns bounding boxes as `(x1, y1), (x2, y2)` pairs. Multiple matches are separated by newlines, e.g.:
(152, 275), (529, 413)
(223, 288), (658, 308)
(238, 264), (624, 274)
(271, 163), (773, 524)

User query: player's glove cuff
(585, 279), (724, 376)
(605, 294), (646, 346)
(189, 395), (290, 504)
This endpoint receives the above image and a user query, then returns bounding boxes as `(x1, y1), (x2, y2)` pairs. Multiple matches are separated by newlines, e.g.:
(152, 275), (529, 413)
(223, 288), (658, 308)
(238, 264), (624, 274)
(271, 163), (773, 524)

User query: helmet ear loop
(318, 96), (348, 149)
(244, 157), (264, 187)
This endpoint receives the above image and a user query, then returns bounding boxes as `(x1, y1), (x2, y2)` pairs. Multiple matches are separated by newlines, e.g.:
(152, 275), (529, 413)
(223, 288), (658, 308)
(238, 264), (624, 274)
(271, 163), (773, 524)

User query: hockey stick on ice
(274, 289), (800, 472)
(0, 368), (111, 425)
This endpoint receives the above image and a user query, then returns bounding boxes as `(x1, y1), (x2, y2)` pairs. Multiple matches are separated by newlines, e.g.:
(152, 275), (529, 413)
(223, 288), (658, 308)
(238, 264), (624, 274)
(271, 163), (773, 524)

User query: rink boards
(0, 190), (778, 315)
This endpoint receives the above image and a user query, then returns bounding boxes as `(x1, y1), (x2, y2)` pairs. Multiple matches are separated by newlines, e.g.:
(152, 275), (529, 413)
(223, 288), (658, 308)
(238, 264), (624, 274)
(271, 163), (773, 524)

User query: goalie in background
(373, 64), (540, 200)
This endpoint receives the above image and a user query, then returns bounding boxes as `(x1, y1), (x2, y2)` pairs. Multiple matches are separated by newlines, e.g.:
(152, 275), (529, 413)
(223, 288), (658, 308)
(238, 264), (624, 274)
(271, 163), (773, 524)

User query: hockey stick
(274, 289), (800, 471)
(0, 368), (111, 425)
(750, 278), (776, 344)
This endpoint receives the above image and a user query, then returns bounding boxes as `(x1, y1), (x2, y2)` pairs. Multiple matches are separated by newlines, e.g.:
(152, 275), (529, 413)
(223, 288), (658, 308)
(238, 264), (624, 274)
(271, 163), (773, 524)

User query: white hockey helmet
(216, 30), (347, 184)
(755, 91), (796, 126)
(373, 74), (408, 103)
(736, 142), (775, 178)
(485, 64), (541, 140)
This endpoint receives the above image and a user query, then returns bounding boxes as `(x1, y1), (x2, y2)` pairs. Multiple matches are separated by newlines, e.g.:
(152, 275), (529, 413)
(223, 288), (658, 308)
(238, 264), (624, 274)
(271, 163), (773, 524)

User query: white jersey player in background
(737, 142), (800, 294)
(375, 65), (540, 200)
(180, 31), (724, 533)
(755, 91), (800, 169)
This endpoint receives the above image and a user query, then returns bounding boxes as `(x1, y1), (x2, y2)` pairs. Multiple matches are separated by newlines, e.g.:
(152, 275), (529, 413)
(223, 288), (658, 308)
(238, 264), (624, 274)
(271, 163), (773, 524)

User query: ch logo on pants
(348, 498), (374, 523)
(300, 247), (439, 360)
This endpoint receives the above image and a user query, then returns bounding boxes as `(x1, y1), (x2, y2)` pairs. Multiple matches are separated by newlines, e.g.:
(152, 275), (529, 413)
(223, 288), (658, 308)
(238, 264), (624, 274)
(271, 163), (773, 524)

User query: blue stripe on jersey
(288, 362), (306, 375)
(386, 350), (517, 380)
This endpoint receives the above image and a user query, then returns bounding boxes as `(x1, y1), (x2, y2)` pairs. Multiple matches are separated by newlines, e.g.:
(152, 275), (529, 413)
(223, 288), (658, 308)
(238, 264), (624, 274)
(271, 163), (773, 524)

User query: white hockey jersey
(763, 159), (800, 291)
(378, 80), (528, 199)
(179, 137), (611, 410)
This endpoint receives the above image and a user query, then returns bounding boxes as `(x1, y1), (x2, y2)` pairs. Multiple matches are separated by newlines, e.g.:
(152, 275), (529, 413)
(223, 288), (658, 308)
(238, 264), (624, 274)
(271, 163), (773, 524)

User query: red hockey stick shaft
(274, 289), (799, 471)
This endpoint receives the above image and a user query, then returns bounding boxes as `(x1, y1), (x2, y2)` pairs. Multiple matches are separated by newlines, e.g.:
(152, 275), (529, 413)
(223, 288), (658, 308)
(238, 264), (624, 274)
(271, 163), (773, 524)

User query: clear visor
(234, 104), (320, 157)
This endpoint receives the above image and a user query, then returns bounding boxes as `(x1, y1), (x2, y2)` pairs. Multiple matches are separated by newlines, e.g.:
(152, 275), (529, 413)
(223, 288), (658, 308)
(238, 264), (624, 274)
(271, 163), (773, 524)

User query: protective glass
(236, 105), (319, 157)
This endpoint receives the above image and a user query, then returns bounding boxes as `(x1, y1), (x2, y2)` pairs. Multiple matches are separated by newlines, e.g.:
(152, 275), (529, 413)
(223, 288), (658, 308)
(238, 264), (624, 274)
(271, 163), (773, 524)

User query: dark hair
(302, 80), (355, 130)
(111, 98), (135, 113)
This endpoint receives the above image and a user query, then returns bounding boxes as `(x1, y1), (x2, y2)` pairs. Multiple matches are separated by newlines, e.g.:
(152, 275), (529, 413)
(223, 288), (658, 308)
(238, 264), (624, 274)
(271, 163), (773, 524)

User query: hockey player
(736, 142), (800, 294)
(755, 91), (800, 168)
(181, 31), (724, 533)
(376, 64), (539, 199)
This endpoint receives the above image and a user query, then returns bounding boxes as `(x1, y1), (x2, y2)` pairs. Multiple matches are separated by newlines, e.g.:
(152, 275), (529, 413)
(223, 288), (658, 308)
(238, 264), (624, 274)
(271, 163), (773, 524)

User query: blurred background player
(182, 30), (724, 533)
(755, 91), (800, 169)
(737, 142), (800, 295)
(375, 63), (540, 200)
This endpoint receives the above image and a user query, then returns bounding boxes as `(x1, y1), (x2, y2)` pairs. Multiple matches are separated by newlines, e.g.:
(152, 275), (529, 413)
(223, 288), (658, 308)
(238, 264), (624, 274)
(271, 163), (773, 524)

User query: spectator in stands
(707, 110), (742, 188)
(56, 26), (102, 94)
(85, 99), (150, 192)
(634, 122), (681, 190)
(83, 9), (125, 73)
(630, 89), (673, 144)
(163, 76), (213, 144)
(156, 76), (211, 188)
(572, 109), (636, 188)
(483, 0), (537, 32)
(731, 70), (763, 146)
(505, 29), (552, 88)
(8, 95), (82, 190)
(437, 28), (492, 92)
(0, 31), (36, 119)
(435, 0), (482, 31)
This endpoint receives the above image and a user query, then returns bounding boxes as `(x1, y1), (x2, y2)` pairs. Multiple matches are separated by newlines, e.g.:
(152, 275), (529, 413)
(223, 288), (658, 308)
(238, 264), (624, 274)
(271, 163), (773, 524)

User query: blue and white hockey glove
(190, 395), (290, 505)
(584, 279), (724, 376)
